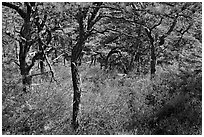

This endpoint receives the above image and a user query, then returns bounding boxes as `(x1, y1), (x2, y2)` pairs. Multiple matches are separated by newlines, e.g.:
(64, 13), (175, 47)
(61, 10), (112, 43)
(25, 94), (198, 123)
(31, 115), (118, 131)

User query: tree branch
(151, 17), (163, 30)
(158, 14), (179, 45)
(25, 2), (31, 16)
(87, 3), (103, 30)
(52, 53), (67, 63)
(102, 15), (135, 25)
(28, 71), (50, 77)
(2, 2), (27, 19)
(106, 28), (138, 38)
(38, 38), (57, 82)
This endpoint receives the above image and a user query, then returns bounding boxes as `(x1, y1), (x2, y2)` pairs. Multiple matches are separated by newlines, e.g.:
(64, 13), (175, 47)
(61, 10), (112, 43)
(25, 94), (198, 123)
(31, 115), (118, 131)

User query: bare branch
(97, 5), (122, 11)
(4, 31), (21, 42)
(45, 52), (56, 82)
(28, 71), (50, 77)
(106, 28), (138, 38)
(166, 16), (177, 36)
(27, 52), (42, 72)
(91, 28), (110, 35)
(2, 2), (27, 19)
(13, 60), (20, 67)
(151, 17), (163, 30)
(25, 2), (32, 16)
(52, 53), (67, 63)
(38, 38), (57, 82)
(87, 3), (103, 31)
(158, 14), (179, 45)
(102, 15), (135, 24)
(181, 23), (193, 35)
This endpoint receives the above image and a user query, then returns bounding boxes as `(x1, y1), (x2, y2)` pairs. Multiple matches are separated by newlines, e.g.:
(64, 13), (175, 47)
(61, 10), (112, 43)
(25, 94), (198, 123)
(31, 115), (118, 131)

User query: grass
(2, 63), (202, 135)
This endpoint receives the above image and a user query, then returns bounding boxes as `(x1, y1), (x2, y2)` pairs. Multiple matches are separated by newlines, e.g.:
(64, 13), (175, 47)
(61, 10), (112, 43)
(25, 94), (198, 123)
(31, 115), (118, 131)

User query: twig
(52, 53), (65, 63)
(38, 36), (57, 82)
(44, 53), (57, 82)
(28, 71), (50, 77)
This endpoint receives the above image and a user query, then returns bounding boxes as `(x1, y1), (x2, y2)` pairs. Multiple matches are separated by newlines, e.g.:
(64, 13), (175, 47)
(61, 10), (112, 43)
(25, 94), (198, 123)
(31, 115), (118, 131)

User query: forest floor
(2, 62), (202, 135)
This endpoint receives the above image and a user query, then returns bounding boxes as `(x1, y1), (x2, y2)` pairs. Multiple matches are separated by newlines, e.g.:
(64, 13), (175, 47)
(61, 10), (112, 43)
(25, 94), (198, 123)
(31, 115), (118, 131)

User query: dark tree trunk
(3, 3), (34, 94)
(38, 41), (45, 73)
(19, 20), (32, 93)
(64, 58), (66, 66)
(150, 44), (156, 78)
(53, 50), (58, 65)
(71, 41), (84, 131)
(3, 2), (52, 93)
(129, 52), (136, 72)
(19, 49), (30, 93)
(71, 7), (85, 130)
(55, 50), (58, 59)
(71, 61), (81, 130)
(70, 3), (102, 131)
(39, 60), (44, 73)
(19, 40), (33, 93)
(144, 28), (156, 78)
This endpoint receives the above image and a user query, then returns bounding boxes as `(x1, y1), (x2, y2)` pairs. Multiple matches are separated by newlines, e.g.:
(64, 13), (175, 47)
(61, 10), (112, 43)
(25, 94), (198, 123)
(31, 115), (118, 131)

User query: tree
(97, 2), (201, 77)
(2, 2), (58, 93)
(60, 2), (104, 130)
(3, 2), (39, 93)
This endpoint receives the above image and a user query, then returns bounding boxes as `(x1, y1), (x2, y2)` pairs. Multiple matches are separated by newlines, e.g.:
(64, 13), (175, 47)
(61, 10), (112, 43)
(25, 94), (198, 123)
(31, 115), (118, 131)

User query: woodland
(2, 2), (202, 135)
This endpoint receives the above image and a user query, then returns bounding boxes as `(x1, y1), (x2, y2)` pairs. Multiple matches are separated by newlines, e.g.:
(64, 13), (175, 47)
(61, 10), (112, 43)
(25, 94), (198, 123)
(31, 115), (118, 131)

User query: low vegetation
(2, 62), (202, 135)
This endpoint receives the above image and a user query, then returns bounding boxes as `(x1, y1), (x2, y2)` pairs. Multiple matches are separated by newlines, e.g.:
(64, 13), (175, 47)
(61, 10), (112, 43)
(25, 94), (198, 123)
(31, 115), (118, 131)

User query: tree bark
(144, 28), (156, 78)
(71, 61), (81, 130)
(70, 3), (102, 130)
(19, 29), (32, 93)
(150, 44), (156, 78)
(71, 38), (84, 131)
(71, 43), (83, 130)
(3, 2), (34, 93)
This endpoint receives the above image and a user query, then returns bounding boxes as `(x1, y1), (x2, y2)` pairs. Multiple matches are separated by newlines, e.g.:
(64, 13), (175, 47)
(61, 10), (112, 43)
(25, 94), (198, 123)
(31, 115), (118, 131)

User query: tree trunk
(71, 41), (84, 131)
(150, 44), (156, 78)
(19, 48), (30, 93)
(129, 52), (136, 72)
(19, 20), (32, 93)
(69, 3), (102, 130)
(71, 61), (81, 130)
(39, 60), (44, 73)
(3, 3), (39, 94)
(144, 28), (156, 78)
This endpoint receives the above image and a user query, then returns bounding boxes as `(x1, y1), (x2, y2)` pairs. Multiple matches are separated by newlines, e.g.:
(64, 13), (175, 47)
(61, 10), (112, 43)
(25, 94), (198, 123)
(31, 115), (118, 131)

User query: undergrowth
(2, 64), (202, 135)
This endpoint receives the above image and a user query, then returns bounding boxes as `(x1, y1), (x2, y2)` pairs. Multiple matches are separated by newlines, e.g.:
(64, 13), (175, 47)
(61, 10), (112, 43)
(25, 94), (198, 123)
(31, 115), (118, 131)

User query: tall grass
(2, 63), (202, 134)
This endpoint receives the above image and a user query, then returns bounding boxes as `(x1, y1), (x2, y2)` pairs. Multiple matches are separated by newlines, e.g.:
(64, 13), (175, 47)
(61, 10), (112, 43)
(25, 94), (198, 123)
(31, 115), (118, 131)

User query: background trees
(2, 2), (202, 135)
